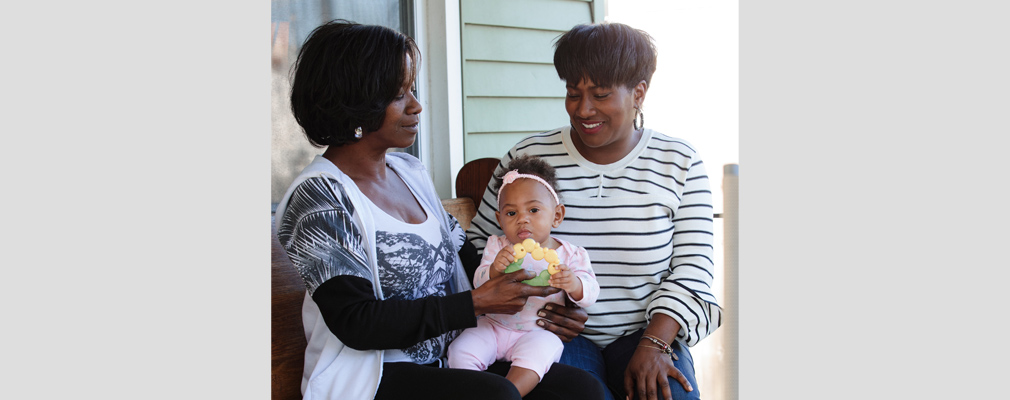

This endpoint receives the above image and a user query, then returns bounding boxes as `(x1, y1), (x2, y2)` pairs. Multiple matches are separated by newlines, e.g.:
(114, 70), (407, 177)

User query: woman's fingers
(636, 369), (653, 400)
(657, 374), (673, 400)
(504, 268), (536, 281)
(517, 280), (562, 300)
(525, 284), (562, 298)
(537, 301), (587, 341)
(623, 370), (635, 400)
(667, 364), (692, 392)
(503, 269), (561, 296)
(546, 299), (589, 323)
(623, 345), (694, 400)
(473, 271), (531, 314)
(473, 269), (562, 315)
(537, 315), (580, 341)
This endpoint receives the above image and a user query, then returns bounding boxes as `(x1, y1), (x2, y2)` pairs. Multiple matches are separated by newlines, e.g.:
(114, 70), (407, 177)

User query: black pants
(374, 361), (606, 400)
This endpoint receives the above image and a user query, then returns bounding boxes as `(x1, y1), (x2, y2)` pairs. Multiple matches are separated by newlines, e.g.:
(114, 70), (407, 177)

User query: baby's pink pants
(447, 317), (563, 380)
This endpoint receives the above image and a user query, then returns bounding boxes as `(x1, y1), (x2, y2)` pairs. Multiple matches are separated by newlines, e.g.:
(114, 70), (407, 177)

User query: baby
(448, 154), (600, 397)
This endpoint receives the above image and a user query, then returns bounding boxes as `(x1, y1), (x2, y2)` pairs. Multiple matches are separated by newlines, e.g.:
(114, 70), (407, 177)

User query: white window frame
(412, 0), (465, 199)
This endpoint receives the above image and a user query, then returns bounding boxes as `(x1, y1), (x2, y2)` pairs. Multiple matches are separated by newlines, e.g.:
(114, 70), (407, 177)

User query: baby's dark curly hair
(492, 154), (562, 203)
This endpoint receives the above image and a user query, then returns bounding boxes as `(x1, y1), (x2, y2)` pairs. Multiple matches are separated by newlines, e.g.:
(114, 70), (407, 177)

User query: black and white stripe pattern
(466, 127), (722, 347)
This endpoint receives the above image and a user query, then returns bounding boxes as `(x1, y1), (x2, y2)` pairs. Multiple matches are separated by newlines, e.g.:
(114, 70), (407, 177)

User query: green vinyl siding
(461, 0), (593, 32)
(460, 0), (602, 163)
(465, 131), (546, 161)
(463, 62), (564, 97)
(462, 25), (560, 64)
(464, 97), (569, 133)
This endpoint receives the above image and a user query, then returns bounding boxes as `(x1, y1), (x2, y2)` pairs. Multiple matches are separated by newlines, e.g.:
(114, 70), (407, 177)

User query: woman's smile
(578, 120), (604, 135)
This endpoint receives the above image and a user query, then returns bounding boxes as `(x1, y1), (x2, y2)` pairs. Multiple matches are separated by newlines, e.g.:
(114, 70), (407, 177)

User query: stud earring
(354, 127), (363, 139)
(633, 106), (645, 131)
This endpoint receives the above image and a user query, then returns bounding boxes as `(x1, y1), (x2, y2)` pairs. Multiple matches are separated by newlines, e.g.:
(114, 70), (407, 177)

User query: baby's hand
(549, 264), (584, 301)
(490, 247), (516, 277)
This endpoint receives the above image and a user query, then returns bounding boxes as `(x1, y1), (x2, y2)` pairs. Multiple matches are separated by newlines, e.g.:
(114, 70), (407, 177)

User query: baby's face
(496, 178), (562, 246)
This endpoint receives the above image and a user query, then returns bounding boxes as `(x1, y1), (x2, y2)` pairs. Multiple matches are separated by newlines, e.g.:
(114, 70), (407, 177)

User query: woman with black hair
(466, 22), (723, 400)
(274, 20), (604, 400)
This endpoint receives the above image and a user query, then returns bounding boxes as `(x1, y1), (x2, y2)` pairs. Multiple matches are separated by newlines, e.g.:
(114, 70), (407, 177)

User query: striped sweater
(466, 126), (722, 348)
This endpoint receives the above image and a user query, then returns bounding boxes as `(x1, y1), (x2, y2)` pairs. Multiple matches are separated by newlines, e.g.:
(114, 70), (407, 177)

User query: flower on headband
(497, 169), (561, 206)
(502, 170), (521, 185)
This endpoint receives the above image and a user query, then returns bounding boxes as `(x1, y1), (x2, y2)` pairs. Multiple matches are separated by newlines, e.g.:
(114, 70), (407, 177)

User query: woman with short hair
(466, 22), (723, 400)
(275, 19), (605, 400)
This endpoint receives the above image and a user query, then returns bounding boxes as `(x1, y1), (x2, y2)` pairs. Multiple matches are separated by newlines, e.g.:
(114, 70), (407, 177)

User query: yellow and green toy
(502, 238), (561, 286)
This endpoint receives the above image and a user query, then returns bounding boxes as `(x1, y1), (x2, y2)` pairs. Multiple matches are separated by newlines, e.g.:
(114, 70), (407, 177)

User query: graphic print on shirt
(375, 226), (459, 363)
(277, 177), (371, 295)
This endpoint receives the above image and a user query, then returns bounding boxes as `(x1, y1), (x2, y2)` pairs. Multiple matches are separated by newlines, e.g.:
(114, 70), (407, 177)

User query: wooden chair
(271, 217), (308, 400)
(440, 198), (477, 231)
(454, 157), (500, 210)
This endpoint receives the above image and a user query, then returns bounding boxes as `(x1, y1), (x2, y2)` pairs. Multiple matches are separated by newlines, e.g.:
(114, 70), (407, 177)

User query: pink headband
(497, 170), (561, 206)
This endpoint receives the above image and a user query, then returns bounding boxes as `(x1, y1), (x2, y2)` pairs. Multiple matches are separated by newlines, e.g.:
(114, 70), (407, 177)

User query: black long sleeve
(458, 239), (481, 283)
(312, 275), (477, 350)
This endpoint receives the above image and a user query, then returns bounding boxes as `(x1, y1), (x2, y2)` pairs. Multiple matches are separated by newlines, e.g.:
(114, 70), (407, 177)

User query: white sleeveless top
(362, 190), (458, 364)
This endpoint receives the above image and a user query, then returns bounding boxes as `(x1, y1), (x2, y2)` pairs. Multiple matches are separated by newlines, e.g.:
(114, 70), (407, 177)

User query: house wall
(458, 0), (604, 162)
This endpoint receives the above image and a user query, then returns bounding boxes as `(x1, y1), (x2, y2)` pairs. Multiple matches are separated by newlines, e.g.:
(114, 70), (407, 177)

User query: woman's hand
(623, 346), (692, 400)
(471, 269), (560, 316)
(623, 315), (691, 400)
(536, 297), (587, 342)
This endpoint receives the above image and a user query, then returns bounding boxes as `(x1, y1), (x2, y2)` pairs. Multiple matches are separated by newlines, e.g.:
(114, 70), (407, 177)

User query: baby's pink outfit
(448, 235), (599, 380)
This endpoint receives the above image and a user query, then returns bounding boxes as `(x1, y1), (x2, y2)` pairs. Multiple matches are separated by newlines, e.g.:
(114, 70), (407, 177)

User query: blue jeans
(559, 330), (699, 400)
